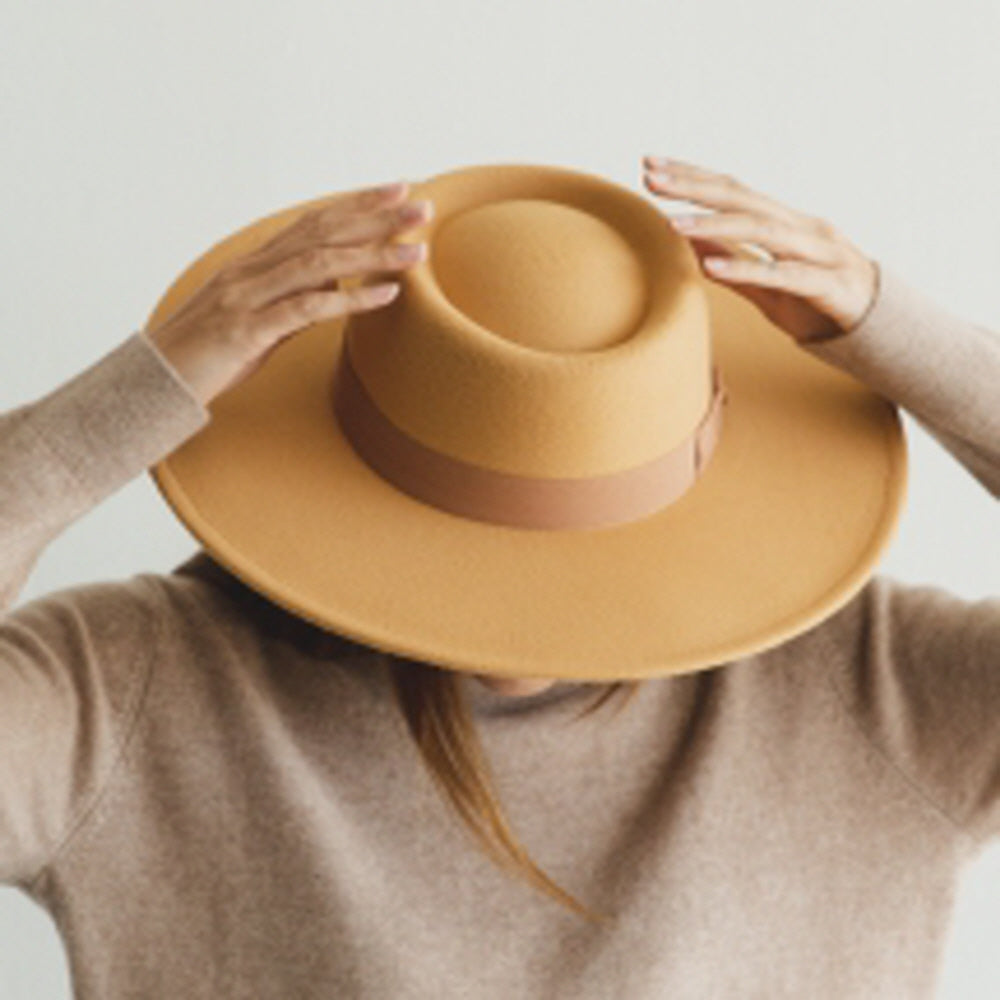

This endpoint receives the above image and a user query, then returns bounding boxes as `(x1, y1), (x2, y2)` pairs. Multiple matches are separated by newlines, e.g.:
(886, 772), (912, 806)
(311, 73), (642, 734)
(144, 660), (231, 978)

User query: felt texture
(140, 164), (909, 680)
(345, 165), (711, 474)
(0, 259), (997, 997)
(332, 343), (728, 530)
(432, 198), (647, 351)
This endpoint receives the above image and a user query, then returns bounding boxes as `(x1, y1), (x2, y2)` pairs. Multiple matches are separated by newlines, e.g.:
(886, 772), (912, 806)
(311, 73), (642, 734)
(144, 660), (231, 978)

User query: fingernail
(670, 214), (698, 230)
(705, 257), (731, 271)
(376, 181), (407, 196)
(644, 155), (671, 168)
(395, 241), (426, 260)
(403, 199), (433, 221)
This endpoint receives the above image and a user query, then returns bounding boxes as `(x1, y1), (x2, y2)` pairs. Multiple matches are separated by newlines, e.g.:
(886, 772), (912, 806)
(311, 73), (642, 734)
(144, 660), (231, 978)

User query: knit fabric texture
(1, 262), (998, 999)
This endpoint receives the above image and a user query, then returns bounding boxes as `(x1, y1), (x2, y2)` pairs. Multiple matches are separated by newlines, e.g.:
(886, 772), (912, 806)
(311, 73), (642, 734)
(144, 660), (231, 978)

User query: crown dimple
(430, 199), (648, 354)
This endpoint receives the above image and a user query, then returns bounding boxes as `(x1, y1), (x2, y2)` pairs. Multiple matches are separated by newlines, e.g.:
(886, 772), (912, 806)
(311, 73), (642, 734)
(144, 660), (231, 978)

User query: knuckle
(209, 309), (254, 352)
(216, 275), (246, 309)
(376, 243), (400, 267)
(316, 204), (345, 233)
(288, 208), (320, 240)
(299, 247), (326, 271)
(809, 215), (834, 236)
(295, 292), (323, 319)
(229, 251), (262, 278)
(299, 246), (330, 272)
(304, 201), (331, 224)
(339, 245), (366, 268)
(256, 224), (293, 256)
(354, 206), (391, 237)
(267, 297), (311, 332)
(828, 240), (853, 264)
(310, 200), (336, 223)
(362, 185), (389, 209)
(828, 225), (849, 247)
(226, 308), (255, 340)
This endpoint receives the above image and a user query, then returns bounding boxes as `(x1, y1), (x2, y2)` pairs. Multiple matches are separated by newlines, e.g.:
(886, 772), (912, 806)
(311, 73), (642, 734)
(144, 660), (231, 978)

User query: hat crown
(433, 198), (647, 353)
(344, 162), (714, 479)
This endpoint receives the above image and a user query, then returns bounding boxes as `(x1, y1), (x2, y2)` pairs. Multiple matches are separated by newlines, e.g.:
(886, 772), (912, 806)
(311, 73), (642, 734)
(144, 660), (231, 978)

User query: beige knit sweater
(1, 263), (998, 999)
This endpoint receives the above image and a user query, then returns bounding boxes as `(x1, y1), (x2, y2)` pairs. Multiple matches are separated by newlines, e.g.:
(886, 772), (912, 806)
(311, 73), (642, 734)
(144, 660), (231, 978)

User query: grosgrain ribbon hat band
(333, 348), (730, 531)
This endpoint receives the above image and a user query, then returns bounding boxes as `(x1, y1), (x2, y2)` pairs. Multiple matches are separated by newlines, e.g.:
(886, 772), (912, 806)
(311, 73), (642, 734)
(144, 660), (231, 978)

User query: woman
(1, 157), (997, 999)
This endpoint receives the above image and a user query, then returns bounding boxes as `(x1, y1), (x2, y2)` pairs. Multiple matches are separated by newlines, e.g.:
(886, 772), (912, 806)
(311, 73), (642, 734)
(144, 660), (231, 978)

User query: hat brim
(148, 192), (906, 681)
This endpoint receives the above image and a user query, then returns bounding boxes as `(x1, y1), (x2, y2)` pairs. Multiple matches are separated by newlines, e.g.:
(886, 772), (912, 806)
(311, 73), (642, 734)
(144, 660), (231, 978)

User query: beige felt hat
(147, 161), (907, 682)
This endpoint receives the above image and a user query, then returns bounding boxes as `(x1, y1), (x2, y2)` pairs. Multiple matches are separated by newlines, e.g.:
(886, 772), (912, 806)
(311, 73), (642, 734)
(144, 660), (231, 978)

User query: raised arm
(1, 180), (432, 612)
(0, 180), (431, 886)
(640, 154), (1000, 850)
(641, 154), (1000, 499)
(796, 262), (1000, 499)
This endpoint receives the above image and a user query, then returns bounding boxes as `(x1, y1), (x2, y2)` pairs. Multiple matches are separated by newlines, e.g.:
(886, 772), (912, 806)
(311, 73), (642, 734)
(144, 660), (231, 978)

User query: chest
(44, 671), (963, 999)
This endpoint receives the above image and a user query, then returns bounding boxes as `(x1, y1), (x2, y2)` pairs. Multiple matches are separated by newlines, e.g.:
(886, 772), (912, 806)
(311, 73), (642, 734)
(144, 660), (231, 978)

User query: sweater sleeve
(797, 263), (1000, 846)
(0, 330), (210, 885)
(798, 260), (1000, 500)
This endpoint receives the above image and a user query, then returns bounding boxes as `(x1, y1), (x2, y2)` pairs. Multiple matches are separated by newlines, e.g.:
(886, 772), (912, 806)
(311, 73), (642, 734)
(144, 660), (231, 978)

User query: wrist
(142, 325), (225, 408)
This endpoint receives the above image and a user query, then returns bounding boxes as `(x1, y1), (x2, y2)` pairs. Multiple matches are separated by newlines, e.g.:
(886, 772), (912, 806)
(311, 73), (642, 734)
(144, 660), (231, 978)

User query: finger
(701, 255), (834, 297)
(309, 180), (413, 226)
(645, 156), (786, 203)
(689, 236), (774, 264)
(317, 198), (434, 247)
(236, 198), (432, 282)
(685, 235), (735, 260)
(236, 240), (427, 310)
(646, 155), (758, 184)
(249, 281), (402, 344)
(670, 212), (844, 266)
(644, 163), (803, 226)
(257, 182), (412, 256)
(324, 178), (411, 214)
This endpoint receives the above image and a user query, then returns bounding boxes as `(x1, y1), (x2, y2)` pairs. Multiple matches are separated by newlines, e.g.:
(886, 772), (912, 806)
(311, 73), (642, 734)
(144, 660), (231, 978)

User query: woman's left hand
(641, 155), (879, 344)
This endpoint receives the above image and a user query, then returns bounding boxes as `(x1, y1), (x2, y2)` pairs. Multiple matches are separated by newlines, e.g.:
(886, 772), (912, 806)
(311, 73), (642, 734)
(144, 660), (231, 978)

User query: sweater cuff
(797, 259), (959, 386)
(797, 261), (1000, 453)
(18, 330), (211, 507)
(797, 260), (973, 383)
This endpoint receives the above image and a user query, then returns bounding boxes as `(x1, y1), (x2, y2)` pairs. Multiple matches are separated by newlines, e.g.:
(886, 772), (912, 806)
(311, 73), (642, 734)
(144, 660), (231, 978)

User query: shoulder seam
(23, 578), (163, 888)
(822, 642), (977, 845)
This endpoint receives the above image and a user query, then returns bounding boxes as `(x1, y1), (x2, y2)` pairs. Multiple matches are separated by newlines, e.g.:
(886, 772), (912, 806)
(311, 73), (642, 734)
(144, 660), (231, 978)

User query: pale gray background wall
(0, 0), (997, 996)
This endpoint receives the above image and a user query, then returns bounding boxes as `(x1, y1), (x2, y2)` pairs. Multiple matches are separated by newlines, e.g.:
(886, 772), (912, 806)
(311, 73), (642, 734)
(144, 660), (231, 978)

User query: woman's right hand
(143, 181), (433, 407)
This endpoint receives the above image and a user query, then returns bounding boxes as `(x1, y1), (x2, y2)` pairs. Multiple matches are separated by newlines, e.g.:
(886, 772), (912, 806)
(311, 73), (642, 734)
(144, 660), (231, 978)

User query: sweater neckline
(458, 673), (596, 717)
